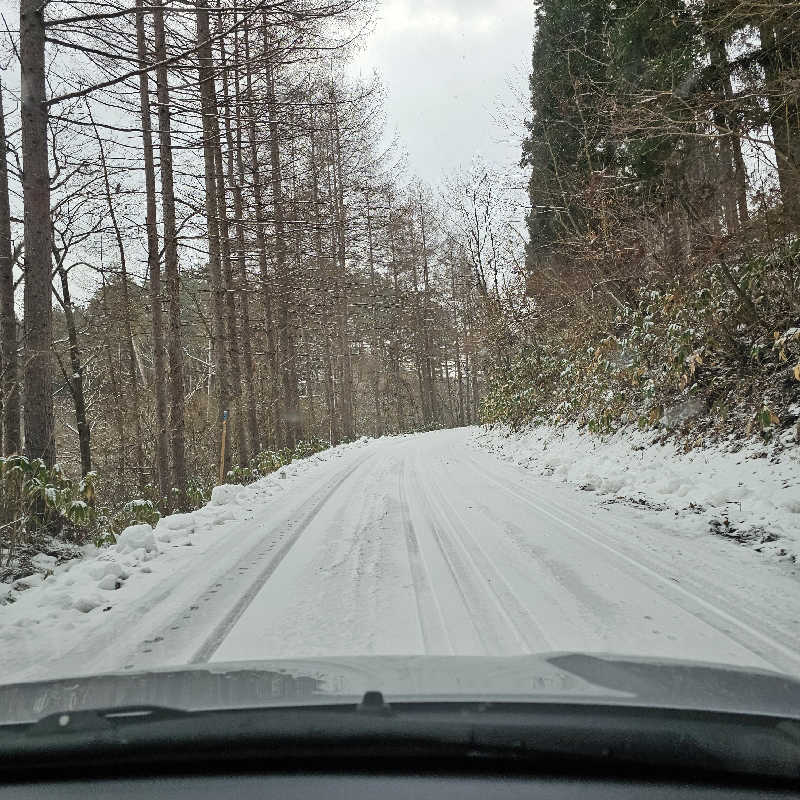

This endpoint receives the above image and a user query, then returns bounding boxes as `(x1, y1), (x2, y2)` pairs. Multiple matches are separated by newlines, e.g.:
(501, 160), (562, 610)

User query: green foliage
(0, 458), (166, 559)
(0, 456), (98, 534)
(227, 438), (330, 485)
(0, 437), (337, 571)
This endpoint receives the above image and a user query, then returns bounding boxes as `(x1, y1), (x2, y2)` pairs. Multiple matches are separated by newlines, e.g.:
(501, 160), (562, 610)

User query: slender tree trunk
(213, 130), (246, 467)
(56, 264), (91, 475)
(196, 0), (232, 477)
(264, 31), (301, 447)
(705, 33), (739, 233)
(419, 208), (436, 424)
(760, 22), (800, 228)
(214, 6), (246, 466)
(308, 116), (337, 444)
(244, 25), (279, 449)
(301, 319), (315, 431)
(410, 245), (429, 428)
(223, 20), (259, 454)
(329, 90), (353, 440)
(731, 133), (749, 226)
(20, 0), (55, 466)
(452, 265), (465, 427)
(91, 112), (146, 489)
(387, 189), (402, 431)
(136, 0), (170, 500)
(153, 0), (187, 508)
(104, 336), (127, 489)
(366, 196), (382, 436)
(0, 81), (20, 455)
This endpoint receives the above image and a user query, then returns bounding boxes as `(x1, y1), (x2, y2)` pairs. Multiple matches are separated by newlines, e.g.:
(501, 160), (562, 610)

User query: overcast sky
(349, 0), (535, 185)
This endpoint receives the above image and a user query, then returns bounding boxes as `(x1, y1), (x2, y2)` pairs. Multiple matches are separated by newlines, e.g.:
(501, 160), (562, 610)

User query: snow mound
(474, 423), (800, 563)
(116, 524), (158, 554)
(210, 483), (242, 506)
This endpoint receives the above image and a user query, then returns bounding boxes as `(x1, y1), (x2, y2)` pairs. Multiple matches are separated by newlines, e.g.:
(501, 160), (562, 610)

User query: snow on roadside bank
(472, 424), (800, 563)
(0, 438), (373, 672)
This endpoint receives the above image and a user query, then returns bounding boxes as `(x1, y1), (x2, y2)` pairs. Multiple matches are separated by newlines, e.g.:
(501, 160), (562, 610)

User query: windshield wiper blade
(26, 692), (390, 736)
(26, 705), (189, 736)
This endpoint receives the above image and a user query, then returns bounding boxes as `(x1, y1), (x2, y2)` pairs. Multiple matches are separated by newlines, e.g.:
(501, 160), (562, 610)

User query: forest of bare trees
(5, 0), (797, 567)
(0, 0), (494, 528)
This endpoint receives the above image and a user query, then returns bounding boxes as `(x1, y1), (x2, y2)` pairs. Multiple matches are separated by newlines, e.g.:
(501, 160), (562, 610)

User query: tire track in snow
(423, 453), (554, 653)
(398, 462), (452, 654)
(463, 450), (800, 674)
(189, 453), (376, 664)
(407, 456), (528, 655)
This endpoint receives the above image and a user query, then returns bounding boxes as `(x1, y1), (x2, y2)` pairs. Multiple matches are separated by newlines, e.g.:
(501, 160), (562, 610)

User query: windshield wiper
(25, 692), (392, 736)
(25, 705), (190, 736)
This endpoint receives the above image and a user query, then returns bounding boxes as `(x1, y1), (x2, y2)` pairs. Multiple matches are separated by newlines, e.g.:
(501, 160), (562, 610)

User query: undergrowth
(0, 438), (335, 581)
(482, 240), (800, 443)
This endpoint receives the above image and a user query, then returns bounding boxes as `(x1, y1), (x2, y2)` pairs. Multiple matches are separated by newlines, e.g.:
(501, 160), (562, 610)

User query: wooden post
(218, 409), (229, 484)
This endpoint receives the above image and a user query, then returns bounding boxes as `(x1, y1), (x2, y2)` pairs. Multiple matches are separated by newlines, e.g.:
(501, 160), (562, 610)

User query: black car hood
(1, 653), (799, 724)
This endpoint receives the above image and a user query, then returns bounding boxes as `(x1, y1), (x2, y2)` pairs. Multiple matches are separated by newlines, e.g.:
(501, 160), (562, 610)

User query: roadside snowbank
(0, 438), (373, 663)
(472, 424), (800, 563)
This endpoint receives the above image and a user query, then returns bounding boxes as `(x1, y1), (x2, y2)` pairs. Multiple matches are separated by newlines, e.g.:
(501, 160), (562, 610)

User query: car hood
(1, 653), (799, 724)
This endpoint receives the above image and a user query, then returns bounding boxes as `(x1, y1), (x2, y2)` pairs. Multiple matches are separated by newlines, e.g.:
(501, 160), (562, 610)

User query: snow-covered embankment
(472, 424), (800, 563)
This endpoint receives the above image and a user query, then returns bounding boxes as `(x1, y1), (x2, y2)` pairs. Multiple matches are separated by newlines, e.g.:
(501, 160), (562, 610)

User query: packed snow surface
(1, 428), (799, 686)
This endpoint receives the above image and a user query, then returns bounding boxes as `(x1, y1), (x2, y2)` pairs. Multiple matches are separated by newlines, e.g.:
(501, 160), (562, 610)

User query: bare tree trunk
(265, 26), (301, 447)
(196, 0), (232, 477)
(243, 25), (279, 449)
(387, 189), (403, 431)
(90, 111), (146, 489)
(0, 81), (20, 455)
(213, 131), (247, 467)
(55, 263), (91, 475)
(308, 115), (337, 443)
(213, 5), (246, 467)
(452, 265), (465, 426)
(731, 134), (749, 226)
(153, 0), (187, 508)
(366, 195), (382, 436)
(410, 241), (429, 428)
(329, 89), (353, 440)
(705, 33), (739, 234)
(222, 20), (259, 455)
(301, 319), (315, 430)
(104, 336), (127, 489)
(20, 0), (55, 466)
(419, 208), (436, 424)
(760, 22), (800, 228)
(136, 0), (170, 500)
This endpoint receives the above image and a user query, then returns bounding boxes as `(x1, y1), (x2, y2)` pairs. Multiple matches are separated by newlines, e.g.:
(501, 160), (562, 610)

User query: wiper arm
(26, 692), (390, 736)
(26, 705), (189, 736)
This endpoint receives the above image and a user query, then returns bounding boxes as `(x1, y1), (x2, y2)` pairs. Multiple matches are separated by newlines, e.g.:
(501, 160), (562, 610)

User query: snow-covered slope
(472, 424), (800, 562)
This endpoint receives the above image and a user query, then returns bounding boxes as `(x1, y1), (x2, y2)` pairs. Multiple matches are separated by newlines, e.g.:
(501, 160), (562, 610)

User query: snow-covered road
(208, 428), (800, 673)
(4, 428), (800, 682)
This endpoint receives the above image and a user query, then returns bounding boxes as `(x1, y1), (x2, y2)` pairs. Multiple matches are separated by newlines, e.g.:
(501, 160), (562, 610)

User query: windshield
(0, 0), (799, 716)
